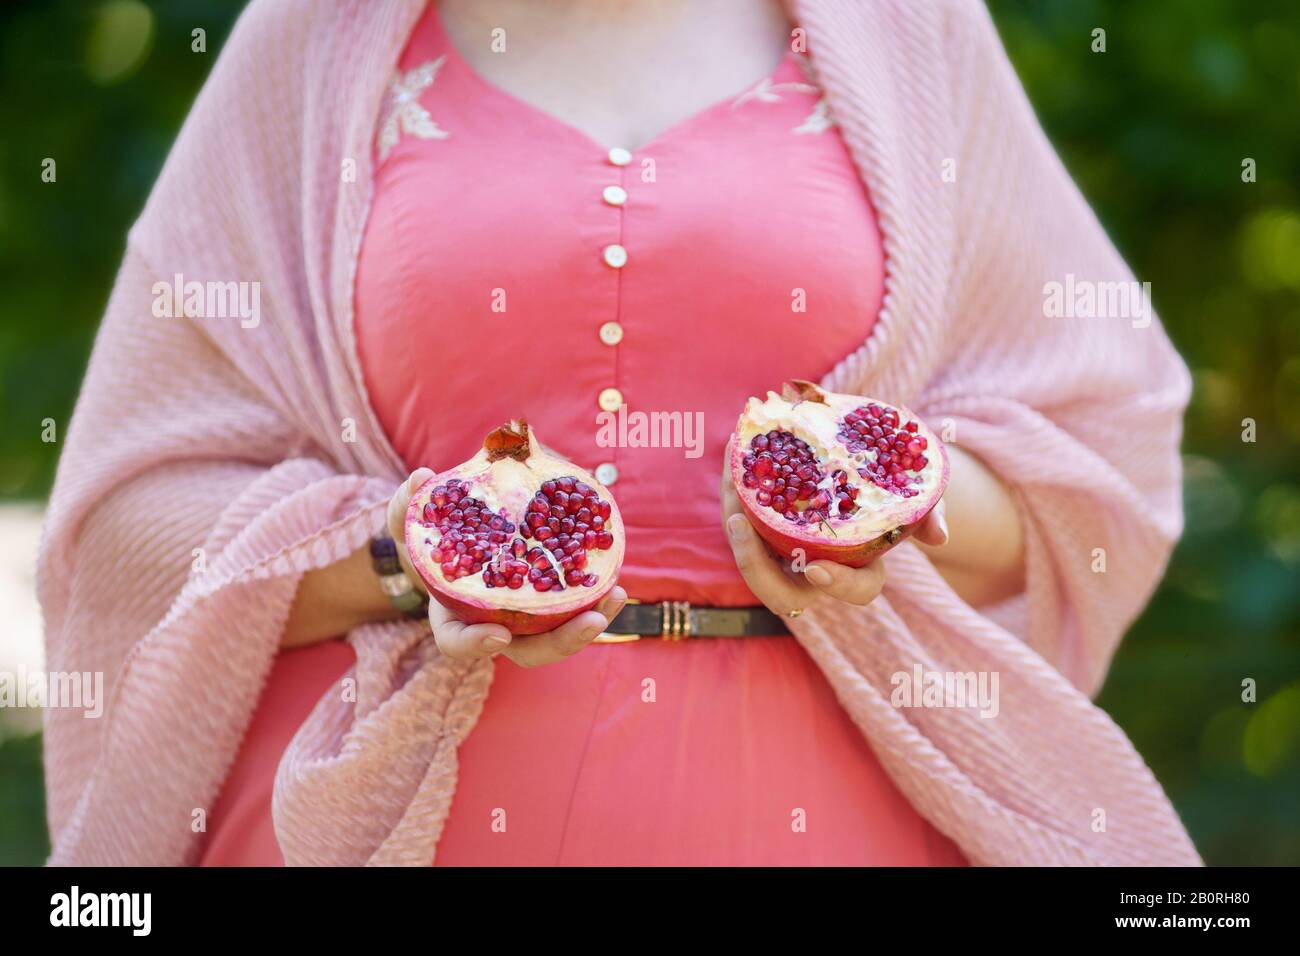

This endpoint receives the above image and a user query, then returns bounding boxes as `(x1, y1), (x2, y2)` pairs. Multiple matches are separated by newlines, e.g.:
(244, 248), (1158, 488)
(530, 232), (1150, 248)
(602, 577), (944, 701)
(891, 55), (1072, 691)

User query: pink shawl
(38, 0), (1201, 865)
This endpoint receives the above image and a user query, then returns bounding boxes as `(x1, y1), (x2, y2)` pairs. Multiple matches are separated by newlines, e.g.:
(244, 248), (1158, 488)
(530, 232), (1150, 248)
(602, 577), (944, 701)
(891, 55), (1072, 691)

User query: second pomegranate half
(405, 420), (625, 635)
(728, 380), (948, 567)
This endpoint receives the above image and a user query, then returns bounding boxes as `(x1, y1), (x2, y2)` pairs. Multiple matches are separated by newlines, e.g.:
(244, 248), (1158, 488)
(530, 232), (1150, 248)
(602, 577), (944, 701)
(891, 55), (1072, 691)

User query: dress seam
(552, 646), (616, 864)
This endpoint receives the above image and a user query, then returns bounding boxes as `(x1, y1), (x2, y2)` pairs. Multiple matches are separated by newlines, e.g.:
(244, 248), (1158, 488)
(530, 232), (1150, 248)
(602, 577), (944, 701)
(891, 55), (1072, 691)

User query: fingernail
(805, 565), (833, 587)
(935, 503), (950, 545)
(482, 635), (510, 650)
(727, 515), (747, 540)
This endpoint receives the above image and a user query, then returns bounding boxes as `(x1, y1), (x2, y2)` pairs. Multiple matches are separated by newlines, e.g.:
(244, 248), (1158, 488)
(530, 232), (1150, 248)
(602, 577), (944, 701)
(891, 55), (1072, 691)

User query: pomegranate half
(405, 420), (625, 635)
(728, 381), (948, 567)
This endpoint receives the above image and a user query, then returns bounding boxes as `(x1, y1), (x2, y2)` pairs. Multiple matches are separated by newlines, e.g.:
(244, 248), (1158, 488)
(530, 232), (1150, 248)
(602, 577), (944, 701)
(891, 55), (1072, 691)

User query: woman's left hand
(719, 454), (948, 617)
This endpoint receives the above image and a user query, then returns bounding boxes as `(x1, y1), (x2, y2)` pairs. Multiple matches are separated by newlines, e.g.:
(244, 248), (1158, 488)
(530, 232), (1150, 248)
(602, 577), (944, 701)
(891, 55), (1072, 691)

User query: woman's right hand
(388, 469), (628, 667)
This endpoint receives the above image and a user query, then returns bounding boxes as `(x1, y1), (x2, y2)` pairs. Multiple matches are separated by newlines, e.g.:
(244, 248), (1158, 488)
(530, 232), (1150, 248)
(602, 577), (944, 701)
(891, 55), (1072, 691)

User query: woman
(39, 0), (1201, 865)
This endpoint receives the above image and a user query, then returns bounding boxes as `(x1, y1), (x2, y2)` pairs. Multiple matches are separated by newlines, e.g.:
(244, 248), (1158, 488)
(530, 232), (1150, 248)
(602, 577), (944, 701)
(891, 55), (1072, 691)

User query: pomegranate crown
(780, 379), (828, 406)
(482, 419), (533, 462)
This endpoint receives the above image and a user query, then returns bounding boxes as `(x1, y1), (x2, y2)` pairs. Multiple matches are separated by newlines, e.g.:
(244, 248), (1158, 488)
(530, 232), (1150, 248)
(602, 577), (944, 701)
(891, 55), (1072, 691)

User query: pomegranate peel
(728, 381), (948, 568)
(405, 420), (624, 635)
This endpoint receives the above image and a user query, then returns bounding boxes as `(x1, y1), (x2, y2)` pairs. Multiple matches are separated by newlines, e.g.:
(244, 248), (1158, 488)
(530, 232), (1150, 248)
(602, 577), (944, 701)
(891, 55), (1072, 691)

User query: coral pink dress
(200, 6), (965, 866)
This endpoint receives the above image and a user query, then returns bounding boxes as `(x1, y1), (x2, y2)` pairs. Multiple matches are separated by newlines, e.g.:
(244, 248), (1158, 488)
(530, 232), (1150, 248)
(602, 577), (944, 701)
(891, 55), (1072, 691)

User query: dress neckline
(429, 4), (798, 156)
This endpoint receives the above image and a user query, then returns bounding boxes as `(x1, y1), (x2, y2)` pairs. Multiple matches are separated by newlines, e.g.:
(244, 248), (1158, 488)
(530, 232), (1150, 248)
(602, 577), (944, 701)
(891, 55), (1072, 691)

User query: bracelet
(369, 535), (429, 619)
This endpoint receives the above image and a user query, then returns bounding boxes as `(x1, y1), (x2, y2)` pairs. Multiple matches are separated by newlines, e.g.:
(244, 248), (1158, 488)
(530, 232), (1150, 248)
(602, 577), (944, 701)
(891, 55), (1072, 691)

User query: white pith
(409, 437), (624, 610)
(736, 391), (945, 539)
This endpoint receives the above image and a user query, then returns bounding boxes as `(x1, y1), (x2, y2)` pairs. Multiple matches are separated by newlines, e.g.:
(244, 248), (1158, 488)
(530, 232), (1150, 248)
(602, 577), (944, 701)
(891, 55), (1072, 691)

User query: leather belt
(596, 600), (791, 642)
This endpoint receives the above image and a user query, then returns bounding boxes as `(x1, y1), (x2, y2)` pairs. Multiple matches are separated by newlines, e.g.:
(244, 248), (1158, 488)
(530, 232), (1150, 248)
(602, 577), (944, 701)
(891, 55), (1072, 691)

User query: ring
(786, 608), (804, 619)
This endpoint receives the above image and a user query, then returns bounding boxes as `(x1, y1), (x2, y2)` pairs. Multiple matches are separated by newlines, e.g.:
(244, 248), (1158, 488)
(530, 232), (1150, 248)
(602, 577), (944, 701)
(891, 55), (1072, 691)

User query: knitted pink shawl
(38, 0), (1201, 866)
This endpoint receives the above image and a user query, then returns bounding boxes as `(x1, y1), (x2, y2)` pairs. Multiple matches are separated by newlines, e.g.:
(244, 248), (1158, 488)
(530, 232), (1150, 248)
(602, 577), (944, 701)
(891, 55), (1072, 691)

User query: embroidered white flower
(791, 97), (835, 135)
(376, 56), (450, 162)
(731, 75), (820, 108)
(731, 54), (836, 135)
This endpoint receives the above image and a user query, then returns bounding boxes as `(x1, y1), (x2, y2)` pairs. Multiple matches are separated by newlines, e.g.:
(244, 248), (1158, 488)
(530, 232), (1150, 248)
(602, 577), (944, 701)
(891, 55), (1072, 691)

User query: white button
(603, 244), (628, 268)
(603, 185), (628, 206)
(595, 462), (619, 485)
(598, 321), (624, 346)
(598, 387), (624, 412)
(607, 147), (632, 166)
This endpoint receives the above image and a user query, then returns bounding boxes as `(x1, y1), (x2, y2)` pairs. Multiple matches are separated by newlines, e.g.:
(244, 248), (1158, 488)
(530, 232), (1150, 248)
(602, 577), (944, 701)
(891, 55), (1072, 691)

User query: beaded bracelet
(369, 535), (429, 619)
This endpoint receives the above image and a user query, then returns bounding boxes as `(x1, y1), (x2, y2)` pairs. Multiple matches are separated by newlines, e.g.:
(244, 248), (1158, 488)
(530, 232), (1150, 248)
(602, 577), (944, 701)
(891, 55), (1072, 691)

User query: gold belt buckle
(661, 600), (692, 641)
(593, 599), (693, 643)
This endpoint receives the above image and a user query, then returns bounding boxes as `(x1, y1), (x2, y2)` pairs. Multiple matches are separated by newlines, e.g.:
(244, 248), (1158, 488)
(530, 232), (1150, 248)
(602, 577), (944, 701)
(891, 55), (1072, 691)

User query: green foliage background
(1, 0), (1297, 865)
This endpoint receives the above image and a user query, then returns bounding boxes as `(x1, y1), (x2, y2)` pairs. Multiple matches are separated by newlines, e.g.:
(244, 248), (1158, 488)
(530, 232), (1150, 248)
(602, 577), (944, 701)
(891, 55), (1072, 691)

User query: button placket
(596, 147), (632, 481)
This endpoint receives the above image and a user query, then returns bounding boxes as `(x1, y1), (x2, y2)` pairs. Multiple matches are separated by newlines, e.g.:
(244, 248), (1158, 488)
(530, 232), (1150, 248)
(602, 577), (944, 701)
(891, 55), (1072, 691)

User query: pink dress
(200, 6), (966, 866)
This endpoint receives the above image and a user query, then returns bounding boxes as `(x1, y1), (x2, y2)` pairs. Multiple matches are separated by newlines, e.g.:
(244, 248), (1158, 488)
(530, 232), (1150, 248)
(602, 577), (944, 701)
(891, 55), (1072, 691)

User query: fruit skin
(403, 420), (623, 636)
(417, 579), (614, 637)
(727, 382), (949, 568)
